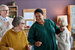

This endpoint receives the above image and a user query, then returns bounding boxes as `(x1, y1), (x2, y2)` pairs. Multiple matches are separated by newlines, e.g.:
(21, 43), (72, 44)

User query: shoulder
(64, 27), (70, 32)
(6, 29), (12, 34)
(63, 27), (71, 34)
(45, 19), (55, 26)
(29, 22), (38, 31)
(0, 19), (4, 26)
(22, 30), (26, 34)
(44, 19), (51, 21)
(7, 17), (13, 21)
(45, 19), (54, 23)
(22, 30), (27, 35)
(22, 30), (27, 37)
(30, 22), (37, 28)
(2, 29), (12, 37)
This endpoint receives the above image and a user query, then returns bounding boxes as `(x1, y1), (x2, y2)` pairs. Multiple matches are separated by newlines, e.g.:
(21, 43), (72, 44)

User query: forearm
(0, 29), (6, 39)
(0, 33), (9, 50)
(28, 38), (36, 45)
(56, 35), (61, 41)
(55, 25), (62, 34)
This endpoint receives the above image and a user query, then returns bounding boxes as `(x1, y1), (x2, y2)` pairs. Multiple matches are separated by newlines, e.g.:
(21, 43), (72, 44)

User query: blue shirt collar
(0, 15), (8, 21)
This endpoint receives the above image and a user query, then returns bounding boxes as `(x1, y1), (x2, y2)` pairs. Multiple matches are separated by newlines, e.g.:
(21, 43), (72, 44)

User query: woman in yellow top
(0, 16), (30, 50)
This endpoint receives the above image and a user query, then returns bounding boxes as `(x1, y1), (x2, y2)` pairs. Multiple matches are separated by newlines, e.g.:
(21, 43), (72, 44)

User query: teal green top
(28, 19), (61, 50)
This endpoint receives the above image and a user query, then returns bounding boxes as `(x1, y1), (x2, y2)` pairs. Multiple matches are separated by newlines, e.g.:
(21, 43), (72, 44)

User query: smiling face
(0, 6), (9, 17)
(18, 19), (25, 30)
(35, 12), (44, 23)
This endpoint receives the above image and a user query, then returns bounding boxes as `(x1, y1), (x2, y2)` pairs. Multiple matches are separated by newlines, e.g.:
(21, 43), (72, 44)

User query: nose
(4, 11), (8, 14)
(6, 10), (9, 13)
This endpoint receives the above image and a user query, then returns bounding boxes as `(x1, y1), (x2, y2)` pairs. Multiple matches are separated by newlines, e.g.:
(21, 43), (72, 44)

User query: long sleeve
(28, 25), (36, 45)
(60, 32), (70, 47)
(0, 32), (9, 50)
(7, 17), (13, 29)
(65, 29), (71, 45)
(62, 27), (71, 46)
(0, 21), (7, 40)
(56, 34), (62, 42)
(56, 32), (66, 45)
(23, 32), (29, 50)
(24, 32), (29, 46)
(56, 28), (71, 46)
(48, 19), (61, 34)
(0, 18), (13, 40)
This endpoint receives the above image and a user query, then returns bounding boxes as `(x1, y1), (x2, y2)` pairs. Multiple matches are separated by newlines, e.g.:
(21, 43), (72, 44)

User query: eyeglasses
(1, 10), (9, 12)
(20, 23), (25, 24)
(36, 15), (41, 17)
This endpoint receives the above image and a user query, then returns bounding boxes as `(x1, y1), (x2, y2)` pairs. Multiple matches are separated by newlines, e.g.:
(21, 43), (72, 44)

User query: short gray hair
(0, 4), (9, 10)
(12, 16), (24, 27)
(58, 17), (68, 26)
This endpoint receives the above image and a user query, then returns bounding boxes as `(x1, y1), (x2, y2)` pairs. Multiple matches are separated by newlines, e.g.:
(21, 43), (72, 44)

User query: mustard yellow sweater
(0, 29), (28, 50)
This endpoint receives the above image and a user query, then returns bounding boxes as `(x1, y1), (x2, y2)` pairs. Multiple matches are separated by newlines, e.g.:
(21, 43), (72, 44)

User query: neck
(12, 27), (21, 32)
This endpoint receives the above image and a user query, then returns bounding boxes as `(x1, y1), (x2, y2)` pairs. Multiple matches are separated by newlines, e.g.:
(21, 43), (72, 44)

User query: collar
(0, 15), (8, 21)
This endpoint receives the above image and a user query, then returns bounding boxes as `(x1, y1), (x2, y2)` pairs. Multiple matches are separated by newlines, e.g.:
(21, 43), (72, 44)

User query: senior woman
(28, 9), (64, 50)
(0, 16), (30, 50)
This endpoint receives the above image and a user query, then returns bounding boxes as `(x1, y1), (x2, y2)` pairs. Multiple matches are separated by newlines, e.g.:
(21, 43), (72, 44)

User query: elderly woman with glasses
(0, 16), (30, 50)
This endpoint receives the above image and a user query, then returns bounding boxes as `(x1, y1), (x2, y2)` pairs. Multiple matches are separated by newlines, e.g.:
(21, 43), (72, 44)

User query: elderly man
(0, 4), (13, 40)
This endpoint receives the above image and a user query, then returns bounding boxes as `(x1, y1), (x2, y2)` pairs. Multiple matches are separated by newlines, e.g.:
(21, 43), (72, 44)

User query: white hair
(0, 4), (9, 10)
(58, 17), (68, 26)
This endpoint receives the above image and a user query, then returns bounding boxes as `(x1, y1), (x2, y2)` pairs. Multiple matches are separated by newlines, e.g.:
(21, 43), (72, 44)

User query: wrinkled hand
(27, 45), (31, 50)
(6, 21), (10, 27)
(60, 27), (64, 31)
(9, 48), (14, 50)
(35, 41), (42, 47)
